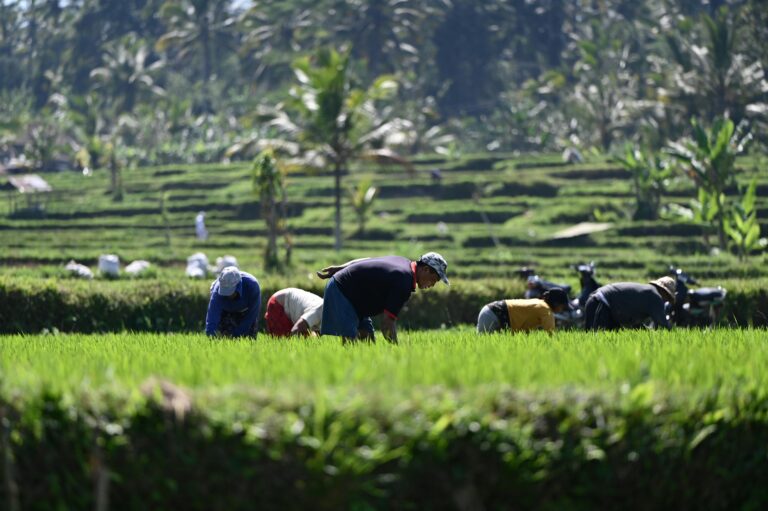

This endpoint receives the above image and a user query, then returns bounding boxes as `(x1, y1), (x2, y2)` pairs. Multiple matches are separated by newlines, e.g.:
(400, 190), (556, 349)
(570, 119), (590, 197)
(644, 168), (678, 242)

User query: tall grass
(2, 329), (766, 406)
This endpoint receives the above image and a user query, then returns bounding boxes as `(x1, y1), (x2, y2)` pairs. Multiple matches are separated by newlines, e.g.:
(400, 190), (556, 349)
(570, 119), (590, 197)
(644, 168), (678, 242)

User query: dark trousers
(584, 295), (618, 331)
(219, 310), (257, 337)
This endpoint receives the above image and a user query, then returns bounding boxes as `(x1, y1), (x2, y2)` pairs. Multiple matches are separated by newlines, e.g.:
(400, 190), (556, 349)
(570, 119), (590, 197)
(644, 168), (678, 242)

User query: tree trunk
(334, 161), (342, 251)
(266, 198), (278, 269)
(716, 202), (727, 251)
(110, 153), (123, 202)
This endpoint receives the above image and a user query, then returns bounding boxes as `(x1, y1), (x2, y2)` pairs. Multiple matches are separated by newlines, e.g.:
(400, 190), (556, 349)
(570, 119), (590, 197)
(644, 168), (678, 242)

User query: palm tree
(89, 34), (165, 114)
(156, 0), (238, 88)
(666, 117), (752, 250)
(237, 0), (318, 86)
(663, 7), (768, 127)
(286, 47), (411, 251)
(567, 7), (648, 150)
(326, 0), (438, 78)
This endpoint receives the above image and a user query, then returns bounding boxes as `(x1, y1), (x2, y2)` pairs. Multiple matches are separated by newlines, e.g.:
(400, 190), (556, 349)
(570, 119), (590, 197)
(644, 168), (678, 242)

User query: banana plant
(666, 116), (752, 250)
(348, 179), (378, 236)
(616, 144), (673, 220)
(725, 178), (763, 260)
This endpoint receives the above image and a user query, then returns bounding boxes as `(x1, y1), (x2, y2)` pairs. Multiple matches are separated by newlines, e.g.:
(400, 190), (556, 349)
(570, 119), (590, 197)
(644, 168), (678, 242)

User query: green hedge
(1, 388), (767, 510)
(0, 276), (766, 334)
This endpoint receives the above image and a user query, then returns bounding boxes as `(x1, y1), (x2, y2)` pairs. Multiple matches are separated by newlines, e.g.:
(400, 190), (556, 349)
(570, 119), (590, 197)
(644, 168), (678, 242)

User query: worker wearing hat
(316, 252), (449, 343)
(584, 277), (676, 330)
(205, 267), (262, 337)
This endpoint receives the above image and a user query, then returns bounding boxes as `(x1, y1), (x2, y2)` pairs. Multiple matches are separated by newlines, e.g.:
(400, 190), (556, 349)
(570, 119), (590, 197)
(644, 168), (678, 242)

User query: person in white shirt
(264, 287), (323, 337)
(195, 211), (208, 241)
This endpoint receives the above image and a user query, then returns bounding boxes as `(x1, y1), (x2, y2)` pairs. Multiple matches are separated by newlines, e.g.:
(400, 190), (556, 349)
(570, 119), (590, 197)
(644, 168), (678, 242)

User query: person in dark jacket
(584, 277), (676, 331)
(205, 267), (261, 337)
(316, 252), (449, 343)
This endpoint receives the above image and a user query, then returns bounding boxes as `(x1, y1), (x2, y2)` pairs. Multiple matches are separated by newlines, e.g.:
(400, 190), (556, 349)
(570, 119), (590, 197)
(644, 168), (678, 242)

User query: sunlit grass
(2, 329), (765, 406)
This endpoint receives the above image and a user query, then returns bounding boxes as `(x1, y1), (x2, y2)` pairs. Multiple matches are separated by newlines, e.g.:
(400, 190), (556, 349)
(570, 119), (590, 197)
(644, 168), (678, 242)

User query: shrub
(1, 388), (768, 510)
(0, 276), (766, 334)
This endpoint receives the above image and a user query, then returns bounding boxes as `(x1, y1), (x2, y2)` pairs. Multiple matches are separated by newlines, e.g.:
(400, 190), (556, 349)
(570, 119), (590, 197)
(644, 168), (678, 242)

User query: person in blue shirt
(205, 267), (261, 337)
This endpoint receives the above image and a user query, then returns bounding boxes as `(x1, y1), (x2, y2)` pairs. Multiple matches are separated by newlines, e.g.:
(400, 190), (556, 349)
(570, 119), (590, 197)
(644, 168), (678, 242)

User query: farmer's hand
(291, 318), (310, 336)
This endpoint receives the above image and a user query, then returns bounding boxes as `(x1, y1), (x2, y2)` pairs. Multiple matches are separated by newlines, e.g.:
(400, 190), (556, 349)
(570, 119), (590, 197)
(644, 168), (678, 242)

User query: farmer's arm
(316, 258), (371, 279)
(204, 295), (223, 336)
(233, 289), (261, 336)
(290, 318), (310, 336)
(380, 312), (398, 344)
(541, 309), (556, 334)
(650, 298), (671, 329)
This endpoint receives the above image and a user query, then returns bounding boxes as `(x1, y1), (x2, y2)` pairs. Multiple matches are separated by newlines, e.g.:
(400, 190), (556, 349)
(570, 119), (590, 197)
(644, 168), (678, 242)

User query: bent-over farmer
(584, 277), (676, 331)
(316, 253), (449, 343)
(205, 267), (261, 337)
(476, 288), (572, 334)
(265, 287), (323, 337)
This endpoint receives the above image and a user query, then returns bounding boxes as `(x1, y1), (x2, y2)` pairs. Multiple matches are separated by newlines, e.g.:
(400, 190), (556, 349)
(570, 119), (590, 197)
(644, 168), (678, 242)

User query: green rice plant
(2, 329), (767, 402)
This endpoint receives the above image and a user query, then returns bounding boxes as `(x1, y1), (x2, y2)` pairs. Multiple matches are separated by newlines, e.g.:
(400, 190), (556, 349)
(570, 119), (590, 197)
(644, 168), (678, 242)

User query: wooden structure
(5, 174), (53, 217)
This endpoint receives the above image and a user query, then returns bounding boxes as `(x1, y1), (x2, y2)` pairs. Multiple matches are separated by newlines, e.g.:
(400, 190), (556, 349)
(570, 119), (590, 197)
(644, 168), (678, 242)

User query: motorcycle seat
(689, 287), (726, 304)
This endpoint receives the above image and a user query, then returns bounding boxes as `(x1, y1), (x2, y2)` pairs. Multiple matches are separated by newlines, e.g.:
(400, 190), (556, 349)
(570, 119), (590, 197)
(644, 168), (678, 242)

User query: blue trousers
(320, 277), (374, 338)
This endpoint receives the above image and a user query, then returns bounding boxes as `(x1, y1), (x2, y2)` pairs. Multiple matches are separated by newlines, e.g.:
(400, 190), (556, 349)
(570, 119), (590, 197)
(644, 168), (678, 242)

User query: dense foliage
(0, 0), (766, 168)
(2, 274), (767, 333)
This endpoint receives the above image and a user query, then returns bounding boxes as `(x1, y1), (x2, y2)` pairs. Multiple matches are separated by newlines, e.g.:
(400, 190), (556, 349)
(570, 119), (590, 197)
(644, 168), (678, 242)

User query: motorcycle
(668, 266), (727, 327)
(523, 273), (583, 328)
(573, 261), (601, 309)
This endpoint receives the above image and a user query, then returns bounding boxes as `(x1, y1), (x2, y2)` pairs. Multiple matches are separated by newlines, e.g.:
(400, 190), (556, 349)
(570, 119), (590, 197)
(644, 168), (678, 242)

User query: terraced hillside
(1, 153), (766, 290)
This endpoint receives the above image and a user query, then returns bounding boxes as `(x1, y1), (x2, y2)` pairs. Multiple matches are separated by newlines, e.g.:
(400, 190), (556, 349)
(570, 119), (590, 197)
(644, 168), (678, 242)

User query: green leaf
(429, 414), (453, 439)
(745, 223), (760, 249)
(742, 179), (757, 214)
(691, 118), (710, 152)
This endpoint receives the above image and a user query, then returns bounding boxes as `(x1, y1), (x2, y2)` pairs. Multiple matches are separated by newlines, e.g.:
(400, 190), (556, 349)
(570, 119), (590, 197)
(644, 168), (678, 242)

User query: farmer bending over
(317, 253), (449, 343)
(265, 287), (323, 337)
(476, 288), (571, 334)
(205, 267), (261, 337)
(584, 277), (675, 330)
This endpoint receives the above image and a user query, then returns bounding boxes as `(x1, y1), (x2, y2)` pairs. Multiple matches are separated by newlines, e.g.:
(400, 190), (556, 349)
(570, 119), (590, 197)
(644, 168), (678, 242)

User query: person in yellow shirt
(476, 288), (571, 333)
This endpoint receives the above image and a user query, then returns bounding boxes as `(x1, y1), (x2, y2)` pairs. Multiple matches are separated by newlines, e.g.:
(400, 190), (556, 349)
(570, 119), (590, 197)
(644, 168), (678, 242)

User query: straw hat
(649, 276), (676, 303)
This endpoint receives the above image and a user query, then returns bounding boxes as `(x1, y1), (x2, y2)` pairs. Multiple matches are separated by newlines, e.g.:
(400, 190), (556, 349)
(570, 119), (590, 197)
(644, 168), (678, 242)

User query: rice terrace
(1, 1), (768, 510)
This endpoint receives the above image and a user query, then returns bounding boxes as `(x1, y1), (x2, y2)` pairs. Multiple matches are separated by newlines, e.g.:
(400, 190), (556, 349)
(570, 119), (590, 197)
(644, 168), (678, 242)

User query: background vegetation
(0, 0), (766, 167)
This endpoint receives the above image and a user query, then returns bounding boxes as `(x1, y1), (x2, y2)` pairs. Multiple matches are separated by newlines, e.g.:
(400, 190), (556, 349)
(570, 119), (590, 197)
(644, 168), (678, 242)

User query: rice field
(2, 328), (766, 408)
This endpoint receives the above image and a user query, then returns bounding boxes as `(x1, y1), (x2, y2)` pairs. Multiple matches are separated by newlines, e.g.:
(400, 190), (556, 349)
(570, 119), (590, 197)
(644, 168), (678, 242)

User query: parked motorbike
(668, 266), (727, 327)
(573, 261), (601, 308)
(523, 273), (582, 328)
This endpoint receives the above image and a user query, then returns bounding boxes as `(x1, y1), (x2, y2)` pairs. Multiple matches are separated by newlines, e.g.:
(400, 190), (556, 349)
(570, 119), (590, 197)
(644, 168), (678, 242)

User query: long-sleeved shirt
(205, 271), (261, 336)
(272, 288), (323, 329)
(596, 282), (670, 329)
